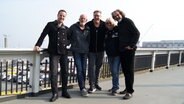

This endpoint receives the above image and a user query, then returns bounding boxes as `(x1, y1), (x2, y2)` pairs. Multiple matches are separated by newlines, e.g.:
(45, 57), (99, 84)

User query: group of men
(34, 9), (140, 102)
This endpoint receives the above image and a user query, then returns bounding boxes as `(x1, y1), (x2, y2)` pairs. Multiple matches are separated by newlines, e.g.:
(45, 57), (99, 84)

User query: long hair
(112, 9), (125, 19)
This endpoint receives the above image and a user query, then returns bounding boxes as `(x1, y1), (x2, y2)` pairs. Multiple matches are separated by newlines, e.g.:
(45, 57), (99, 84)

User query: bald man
(68, 14), (90, 97)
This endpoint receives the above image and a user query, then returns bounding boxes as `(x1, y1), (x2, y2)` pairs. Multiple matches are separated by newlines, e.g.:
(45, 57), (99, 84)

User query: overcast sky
(0, 0), (184, 48)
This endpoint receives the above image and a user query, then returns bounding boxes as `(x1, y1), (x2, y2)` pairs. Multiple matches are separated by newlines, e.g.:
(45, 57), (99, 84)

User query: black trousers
(49, 54), (68, 95)
(120, 50), (135, 94)
(88, 52), (104, 88)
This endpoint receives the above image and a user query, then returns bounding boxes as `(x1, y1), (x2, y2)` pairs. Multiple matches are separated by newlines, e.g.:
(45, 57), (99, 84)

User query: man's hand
(125, 46), (134, 50)
(33, 46), (41, 52)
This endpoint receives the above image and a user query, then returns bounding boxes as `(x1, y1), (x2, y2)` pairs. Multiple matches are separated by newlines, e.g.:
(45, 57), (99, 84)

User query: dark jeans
(88, 52), (104, 88)
(49, 54), (68, 95)
(108, 56), (120, 92)
(73, 52), (87, 91)
(120, 50), (135, 94)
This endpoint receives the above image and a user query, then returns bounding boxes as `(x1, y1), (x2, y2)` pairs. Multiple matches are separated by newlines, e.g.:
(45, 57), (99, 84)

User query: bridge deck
(1, 65), (184, 104)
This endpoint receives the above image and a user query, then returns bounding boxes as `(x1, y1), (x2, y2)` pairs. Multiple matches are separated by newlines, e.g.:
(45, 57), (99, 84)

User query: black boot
(119, 89), (127, 94)
(95, 84), (102, 91)
(49, 93), (58, 102)
(62, 91), (71, 98)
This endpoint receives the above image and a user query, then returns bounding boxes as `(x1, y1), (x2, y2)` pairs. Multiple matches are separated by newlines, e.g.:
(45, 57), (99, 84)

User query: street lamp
(3, 34), (8, 48)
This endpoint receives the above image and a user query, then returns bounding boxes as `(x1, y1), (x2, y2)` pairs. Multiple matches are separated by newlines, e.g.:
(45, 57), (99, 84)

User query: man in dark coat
(86, 10), (106, 93)
(34, 9), (71, 102)
(112, 9), (140, 100)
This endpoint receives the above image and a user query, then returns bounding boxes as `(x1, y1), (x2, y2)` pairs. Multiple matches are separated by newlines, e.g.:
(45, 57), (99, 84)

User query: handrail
(0, 48), (183, 96)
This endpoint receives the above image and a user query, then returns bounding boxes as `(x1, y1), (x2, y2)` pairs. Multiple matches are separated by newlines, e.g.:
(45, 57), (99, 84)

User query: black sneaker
(123, 93), (133, 99)
(88, 88), (96, 93)
(95, 85), (102, 91)
(119, 89), (127, 94)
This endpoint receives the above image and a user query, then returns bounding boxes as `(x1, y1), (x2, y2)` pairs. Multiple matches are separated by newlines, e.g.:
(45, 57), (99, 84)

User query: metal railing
(0, 48), (184, 96)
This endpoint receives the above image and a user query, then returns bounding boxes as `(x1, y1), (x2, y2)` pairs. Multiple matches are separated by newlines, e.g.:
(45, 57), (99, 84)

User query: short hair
(112, 9), (125, 18)
(58, 9), (67, 15)
(105, 18), (116, 27)
(93, 10), (102, 14)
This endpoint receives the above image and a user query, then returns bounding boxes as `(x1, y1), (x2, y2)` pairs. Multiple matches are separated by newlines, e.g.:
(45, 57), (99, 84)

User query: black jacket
(35, 20), (69, 55)
(118, 18), (140, 50)
(105, 26), (119, 57)
(68, 22), (90, 53)
(86, 20), (106, 52)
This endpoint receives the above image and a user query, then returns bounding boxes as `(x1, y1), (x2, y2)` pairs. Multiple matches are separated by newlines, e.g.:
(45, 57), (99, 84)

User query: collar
(54, 20), (66, 29)
(118, 18), (122, 23)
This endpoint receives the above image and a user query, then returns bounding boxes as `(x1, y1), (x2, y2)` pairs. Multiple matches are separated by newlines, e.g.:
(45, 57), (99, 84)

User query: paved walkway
(1, 66), (184, 104)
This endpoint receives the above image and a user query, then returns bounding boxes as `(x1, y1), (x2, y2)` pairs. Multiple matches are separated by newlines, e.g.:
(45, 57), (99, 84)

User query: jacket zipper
(96, 29), (98, 52)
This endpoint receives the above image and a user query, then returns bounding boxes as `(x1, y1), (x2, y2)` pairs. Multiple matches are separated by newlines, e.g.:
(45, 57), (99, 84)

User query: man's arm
(34, 23), (50, 52)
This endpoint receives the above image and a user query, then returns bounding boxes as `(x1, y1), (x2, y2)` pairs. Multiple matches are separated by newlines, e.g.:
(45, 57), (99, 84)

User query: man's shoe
(123, 93), (133, 100)
(81, 88), (88, 97)
(62, 92), (71, 98)
(95, 85), (102, 91)
(49, 94), (58, 102)
(111, 91), (118, 96)
(108, 88), (112, 92)
(88, 88), (96, 93)
(119, 89), (127, 94)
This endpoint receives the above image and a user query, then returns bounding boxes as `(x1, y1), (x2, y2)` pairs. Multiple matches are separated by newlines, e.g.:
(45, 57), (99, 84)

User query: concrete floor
(1, 65), (184, 104)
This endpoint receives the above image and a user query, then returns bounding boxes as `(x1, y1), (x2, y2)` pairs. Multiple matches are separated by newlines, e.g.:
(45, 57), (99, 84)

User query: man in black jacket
(34, 9), (71, 102)
(112, 9), (140, 99)
(86, 10), (106, 93)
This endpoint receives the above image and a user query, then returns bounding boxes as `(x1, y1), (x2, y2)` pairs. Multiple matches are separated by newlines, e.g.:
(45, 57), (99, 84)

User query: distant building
(142, 40), (184, 48)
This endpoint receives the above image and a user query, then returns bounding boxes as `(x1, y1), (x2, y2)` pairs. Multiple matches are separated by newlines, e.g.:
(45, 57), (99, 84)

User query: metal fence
(134, 55), (152, 71)
(0, 48), (184, 96)
(0, 56), (111, 96)
(0, 60), (31, 95)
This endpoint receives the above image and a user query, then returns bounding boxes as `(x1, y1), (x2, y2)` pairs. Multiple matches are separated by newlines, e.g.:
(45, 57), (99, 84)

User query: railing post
(166, 51), (171, 69)
(178, 51), (183, 66)
(150, 51), (156, 72)
(29, 52), (41, 96)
